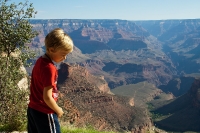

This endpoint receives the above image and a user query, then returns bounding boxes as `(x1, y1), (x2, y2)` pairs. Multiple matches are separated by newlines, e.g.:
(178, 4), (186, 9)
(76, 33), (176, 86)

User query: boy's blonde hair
(45, 28), (73, 53)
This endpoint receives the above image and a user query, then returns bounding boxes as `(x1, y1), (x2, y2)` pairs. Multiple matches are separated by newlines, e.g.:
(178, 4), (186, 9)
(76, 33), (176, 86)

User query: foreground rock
(57, 63), (153, 132)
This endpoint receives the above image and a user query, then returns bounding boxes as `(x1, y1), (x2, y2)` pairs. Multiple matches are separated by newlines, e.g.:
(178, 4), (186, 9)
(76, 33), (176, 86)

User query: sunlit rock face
(57, 63), (153, 132)
(17, 66), (28, 90)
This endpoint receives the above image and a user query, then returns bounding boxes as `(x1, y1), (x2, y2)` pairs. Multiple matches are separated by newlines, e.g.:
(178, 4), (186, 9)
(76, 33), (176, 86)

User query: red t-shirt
(28, 56), (59, 114)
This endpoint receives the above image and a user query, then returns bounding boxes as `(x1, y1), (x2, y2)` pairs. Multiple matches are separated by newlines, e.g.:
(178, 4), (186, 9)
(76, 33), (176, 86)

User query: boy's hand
(57, 107), (64, 118)
(43, 86), (64, 118)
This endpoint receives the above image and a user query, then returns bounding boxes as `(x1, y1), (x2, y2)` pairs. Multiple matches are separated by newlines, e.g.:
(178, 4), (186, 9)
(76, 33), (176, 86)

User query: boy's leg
(27, 107), (61, 133)
(52, 113), (61, 133)
(27, 107), (38, 133)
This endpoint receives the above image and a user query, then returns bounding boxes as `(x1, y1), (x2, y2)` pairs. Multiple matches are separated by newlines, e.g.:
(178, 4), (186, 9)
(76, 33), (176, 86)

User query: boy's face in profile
(50, 48), (69, 63)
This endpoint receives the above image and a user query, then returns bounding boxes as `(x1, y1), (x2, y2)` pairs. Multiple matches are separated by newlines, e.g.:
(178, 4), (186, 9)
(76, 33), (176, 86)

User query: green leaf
(0, 0), (38, 131)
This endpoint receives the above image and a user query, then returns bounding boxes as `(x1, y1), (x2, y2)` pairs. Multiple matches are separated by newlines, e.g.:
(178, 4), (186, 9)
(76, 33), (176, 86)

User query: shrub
(0, 0), (37, 131)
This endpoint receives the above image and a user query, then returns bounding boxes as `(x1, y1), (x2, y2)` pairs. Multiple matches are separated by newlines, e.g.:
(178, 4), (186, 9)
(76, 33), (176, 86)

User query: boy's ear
(49, 47), (55, 53)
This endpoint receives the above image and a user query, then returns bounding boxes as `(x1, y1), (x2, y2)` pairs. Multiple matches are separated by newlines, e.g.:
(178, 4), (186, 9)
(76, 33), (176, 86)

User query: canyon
(28, 19), (200, 132)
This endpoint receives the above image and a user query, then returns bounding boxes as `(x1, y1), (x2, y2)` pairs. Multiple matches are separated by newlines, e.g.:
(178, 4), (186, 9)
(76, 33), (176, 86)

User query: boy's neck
(45, 53), (52, 61)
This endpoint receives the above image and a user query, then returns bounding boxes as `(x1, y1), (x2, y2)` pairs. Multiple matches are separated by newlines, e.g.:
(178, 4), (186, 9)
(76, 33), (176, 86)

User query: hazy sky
(12, 0), (200, 20)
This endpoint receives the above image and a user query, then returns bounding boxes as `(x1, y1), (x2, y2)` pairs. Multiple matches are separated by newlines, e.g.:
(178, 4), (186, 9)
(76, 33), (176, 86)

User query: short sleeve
(41, 64), (57, 88)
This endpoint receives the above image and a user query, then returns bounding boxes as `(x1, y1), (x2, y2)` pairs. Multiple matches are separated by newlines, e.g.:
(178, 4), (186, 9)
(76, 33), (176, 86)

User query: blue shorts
(27, 107), (61, 133)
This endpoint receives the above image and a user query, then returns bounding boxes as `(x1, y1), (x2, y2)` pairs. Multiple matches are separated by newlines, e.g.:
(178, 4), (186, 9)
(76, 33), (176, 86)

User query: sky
(11, 0), (200, 20)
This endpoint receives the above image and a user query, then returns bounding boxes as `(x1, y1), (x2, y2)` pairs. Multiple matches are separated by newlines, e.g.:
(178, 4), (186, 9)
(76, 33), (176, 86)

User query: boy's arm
(43, 86), (64, 118)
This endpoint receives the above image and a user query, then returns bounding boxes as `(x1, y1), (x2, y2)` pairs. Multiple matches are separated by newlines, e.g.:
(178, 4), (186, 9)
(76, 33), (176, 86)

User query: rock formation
(152, 78), (200, 132)
(27, 18), (200, 132)
(57, 63), (153, 132)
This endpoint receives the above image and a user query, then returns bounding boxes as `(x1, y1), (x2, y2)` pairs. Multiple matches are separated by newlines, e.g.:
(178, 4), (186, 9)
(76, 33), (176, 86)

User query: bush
(0, 0), (37, 131)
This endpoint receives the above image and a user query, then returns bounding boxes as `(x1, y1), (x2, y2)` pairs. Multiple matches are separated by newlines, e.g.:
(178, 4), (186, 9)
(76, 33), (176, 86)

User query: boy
(27, 28), (73, 133)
